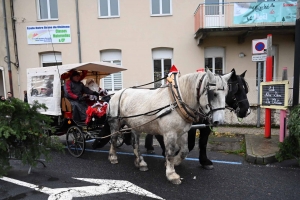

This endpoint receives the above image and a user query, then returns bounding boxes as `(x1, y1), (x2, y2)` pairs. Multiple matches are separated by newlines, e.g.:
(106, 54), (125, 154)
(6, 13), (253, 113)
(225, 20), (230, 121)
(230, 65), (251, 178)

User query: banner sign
(233, 1), (297, 24)
(27, 24), (71, 44)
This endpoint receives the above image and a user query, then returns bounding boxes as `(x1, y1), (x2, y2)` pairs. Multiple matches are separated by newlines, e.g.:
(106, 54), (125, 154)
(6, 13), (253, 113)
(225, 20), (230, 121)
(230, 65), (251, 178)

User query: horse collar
(168, 73), (199, 123)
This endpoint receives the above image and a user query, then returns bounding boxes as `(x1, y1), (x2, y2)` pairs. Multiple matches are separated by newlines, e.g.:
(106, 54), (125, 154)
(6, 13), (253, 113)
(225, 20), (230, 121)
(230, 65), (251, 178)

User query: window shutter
(104, 75), (113, 90)
(113, 72), (122, 90)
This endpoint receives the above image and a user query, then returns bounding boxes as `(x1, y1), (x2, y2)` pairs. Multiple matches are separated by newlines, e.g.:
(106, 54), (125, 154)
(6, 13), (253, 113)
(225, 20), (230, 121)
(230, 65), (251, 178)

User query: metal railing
(194, 2), (296, 31)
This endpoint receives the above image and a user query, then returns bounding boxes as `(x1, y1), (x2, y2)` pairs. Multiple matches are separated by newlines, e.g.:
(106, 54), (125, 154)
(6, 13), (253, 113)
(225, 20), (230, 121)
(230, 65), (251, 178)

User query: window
(151, 0), (172, 16)
(37, 0), (58, 20)
(204, 47), (224, 75)
(98, 0), (120, 18)
(40, 52), (62, 67)
(152, 48), (173, 88)
(100, 50), (123, 92)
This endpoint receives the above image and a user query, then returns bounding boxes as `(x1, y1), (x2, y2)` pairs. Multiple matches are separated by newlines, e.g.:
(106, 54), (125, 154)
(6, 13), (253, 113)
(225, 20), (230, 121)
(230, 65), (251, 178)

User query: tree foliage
(276, 105), (300, 165)
(0, 98), (64, 176)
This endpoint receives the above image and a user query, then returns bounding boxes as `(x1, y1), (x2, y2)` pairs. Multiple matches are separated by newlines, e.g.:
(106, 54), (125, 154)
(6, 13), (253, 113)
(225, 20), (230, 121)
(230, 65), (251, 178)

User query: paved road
(1, 143), (300, 200)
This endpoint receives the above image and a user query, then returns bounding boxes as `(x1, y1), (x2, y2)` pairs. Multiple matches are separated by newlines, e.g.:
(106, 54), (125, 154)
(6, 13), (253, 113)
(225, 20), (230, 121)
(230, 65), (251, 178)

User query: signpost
(252, 38), (267, 128)
(252, 54), (267, 62)
(260, 80), (289, 142)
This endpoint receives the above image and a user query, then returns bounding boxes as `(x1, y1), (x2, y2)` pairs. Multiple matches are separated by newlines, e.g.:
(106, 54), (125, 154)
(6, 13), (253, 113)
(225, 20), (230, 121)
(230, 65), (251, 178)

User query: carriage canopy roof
(27, 62), (127, 116)
(27, 61), (127, 78)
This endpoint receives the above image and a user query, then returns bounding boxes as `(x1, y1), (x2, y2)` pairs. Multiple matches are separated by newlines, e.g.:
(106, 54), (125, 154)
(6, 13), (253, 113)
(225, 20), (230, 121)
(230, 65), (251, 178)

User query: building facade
(1, 0), (298, 125)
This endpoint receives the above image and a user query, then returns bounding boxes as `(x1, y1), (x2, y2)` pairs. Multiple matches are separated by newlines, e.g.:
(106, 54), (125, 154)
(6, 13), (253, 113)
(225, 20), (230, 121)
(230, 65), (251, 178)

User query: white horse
(107, 69), (232, 184)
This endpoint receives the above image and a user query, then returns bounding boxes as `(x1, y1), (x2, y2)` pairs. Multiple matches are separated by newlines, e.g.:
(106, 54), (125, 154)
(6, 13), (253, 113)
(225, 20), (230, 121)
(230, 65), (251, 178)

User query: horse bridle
(196, 74), (226, 120)
(226, 78), (249, 115)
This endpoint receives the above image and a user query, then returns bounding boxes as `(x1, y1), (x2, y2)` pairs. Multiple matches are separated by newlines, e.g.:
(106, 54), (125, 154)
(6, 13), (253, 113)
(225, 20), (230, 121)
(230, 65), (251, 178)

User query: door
(205, 0), (225, 27)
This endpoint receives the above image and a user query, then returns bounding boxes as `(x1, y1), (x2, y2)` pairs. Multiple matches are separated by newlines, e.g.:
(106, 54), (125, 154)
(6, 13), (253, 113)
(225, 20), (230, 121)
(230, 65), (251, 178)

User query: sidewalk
(146, 126), (281, 165)
(216, 126), (281, 165)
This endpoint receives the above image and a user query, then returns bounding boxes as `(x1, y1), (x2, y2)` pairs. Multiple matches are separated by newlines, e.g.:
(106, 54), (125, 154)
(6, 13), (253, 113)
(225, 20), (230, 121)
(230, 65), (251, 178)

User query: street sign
(252, 54), (267, 62)
(252, 39), (267, 54)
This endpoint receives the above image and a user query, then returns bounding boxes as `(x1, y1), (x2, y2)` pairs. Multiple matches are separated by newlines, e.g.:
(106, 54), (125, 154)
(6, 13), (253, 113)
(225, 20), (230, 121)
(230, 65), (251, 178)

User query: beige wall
(13, 0), (202, 94)
(11, 0), (296, 106)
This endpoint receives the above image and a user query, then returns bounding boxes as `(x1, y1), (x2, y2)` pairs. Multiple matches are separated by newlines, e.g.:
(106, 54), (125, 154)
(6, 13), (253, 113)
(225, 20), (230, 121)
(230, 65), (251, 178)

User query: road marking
(83, 149), (243, 165)
(0, 176), (164, 200)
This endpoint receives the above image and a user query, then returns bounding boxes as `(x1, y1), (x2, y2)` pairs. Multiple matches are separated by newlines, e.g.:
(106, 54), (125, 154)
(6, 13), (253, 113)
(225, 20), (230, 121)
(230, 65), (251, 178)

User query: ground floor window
(204, 47), (224, 75)
(100, 50), (123, 92)
(40, 52), (62, 67)
(152, 48), (173, 88)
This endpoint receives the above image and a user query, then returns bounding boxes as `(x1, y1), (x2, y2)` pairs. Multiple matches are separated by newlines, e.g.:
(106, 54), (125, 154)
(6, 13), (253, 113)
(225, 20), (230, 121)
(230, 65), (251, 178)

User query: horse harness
(168, 72), (225, 123)
(108, 72), (226, 133)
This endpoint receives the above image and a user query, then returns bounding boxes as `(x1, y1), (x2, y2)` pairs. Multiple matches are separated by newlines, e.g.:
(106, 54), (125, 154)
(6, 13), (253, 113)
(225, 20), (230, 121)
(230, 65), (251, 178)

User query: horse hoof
(170, 178), (182, 185)
(110, 160), (118, 164)
(109, 157), (118, 164)
(202, 165), (214, 170)
(139, 166), (148, 171)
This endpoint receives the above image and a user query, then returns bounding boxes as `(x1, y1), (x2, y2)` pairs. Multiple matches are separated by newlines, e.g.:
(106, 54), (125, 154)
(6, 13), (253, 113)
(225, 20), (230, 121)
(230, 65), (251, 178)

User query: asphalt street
(1, 143), (300, 200)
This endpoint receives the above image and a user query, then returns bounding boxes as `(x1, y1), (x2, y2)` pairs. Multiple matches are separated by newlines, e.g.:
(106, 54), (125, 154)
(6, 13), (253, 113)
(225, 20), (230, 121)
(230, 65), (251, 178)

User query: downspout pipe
(2, 0), (14, 95)
(76, 0), (82, 63)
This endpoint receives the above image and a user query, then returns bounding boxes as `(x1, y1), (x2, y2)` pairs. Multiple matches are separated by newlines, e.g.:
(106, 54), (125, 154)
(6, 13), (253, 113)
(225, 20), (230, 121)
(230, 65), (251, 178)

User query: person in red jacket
(64, 71), (99, 122)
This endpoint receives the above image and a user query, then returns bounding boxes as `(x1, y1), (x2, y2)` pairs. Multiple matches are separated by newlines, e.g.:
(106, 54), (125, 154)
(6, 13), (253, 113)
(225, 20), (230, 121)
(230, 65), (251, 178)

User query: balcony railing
(194, 1), (296, 32)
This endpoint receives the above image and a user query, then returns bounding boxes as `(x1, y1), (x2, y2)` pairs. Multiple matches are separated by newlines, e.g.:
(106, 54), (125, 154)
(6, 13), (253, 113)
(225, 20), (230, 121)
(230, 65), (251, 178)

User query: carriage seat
(61, 97), (72, 119)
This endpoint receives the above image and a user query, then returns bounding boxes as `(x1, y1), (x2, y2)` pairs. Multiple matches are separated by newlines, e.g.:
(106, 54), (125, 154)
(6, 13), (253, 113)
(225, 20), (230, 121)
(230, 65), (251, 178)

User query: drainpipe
(2, 0), (14, 95)
(10, 0), (20, 97)
(76, 0), (82, 63)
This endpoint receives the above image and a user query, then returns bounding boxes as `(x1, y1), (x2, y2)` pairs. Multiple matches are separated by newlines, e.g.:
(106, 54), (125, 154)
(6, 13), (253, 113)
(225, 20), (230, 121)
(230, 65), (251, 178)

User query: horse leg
(155, 135), (165, 156)
(108, 125), (119, 164)
(199, 126), (214, 170)
(132, 131), (148, 171)
(188, 127), (196, 152)
(164, 133), (181, 184)
(173, 132), (189, 166)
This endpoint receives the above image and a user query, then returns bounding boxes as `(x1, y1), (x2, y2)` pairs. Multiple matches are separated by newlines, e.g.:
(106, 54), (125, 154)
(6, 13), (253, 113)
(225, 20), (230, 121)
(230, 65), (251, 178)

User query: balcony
(194, 1), (296, 43)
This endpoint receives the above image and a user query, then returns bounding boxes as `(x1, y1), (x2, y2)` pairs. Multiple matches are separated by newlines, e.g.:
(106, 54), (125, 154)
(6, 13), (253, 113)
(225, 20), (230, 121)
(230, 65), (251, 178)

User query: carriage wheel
(109, 134), (124, 148)
(66, 126), (85, 158)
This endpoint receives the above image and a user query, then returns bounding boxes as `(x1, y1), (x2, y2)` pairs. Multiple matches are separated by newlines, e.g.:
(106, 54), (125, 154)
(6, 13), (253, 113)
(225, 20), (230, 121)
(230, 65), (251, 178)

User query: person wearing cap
(64, 71), (99, 122)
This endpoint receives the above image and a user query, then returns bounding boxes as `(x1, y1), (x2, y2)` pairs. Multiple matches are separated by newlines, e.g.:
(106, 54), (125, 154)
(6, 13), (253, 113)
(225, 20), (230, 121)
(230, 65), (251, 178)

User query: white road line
(0, 176), (164, 200)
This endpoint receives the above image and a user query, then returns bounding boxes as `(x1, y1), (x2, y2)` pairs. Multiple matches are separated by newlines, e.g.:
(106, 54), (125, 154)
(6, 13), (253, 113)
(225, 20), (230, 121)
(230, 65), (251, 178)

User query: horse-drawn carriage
(27, 62), (127, 157)
(27, 62), (250, 184)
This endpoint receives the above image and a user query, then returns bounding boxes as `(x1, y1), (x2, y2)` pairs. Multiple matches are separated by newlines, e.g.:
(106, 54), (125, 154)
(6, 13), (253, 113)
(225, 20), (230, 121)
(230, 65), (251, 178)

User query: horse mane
(240, 76), (249, 93)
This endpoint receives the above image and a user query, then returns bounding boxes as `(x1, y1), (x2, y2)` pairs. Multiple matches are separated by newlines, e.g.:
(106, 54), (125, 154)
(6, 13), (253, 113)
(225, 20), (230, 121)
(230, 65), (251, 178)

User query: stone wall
(224, 106), (289, 126)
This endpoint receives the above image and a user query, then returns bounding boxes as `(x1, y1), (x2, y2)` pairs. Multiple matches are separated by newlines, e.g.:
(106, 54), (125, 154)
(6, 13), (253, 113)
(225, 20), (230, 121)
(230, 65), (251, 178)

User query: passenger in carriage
(64, 71), (100, 122)
(85, 78), (111, 103)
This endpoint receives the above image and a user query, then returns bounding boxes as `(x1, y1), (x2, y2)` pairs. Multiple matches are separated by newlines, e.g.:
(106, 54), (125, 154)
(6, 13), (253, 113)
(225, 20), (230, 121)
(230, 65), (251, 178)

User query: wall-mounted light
(239, 52), (246, 58)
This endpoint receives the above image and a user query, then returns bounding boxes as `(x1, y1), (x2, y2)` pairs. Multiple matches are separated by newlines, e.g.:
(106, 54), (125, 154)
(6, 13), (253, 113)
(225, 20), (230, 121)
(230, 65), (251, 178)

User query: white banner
(27, 24), (71, 44)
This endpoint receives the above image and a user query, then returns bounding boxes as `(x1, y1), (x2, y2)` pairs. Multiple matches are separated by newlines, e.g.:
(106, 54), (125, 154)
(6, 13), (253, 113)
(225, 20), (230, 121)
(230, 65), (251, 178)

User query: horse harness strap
(168, 73), (199, 123)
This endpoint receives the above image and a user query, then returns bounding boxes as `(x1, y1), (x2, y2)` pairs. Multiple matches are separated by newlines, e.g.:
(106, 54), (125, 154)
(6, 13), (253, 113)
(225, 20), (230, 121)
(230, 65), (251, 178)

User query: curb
(245, 135), (278, 165)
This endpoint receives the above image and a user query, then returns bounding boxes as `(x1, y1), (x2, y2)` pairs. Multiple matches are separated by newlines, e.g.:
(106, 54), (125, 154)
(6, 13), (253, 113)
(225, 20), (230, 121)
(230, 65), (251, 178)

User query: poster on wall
(27, 24), (71, 44)
(233, 1), (297, 24)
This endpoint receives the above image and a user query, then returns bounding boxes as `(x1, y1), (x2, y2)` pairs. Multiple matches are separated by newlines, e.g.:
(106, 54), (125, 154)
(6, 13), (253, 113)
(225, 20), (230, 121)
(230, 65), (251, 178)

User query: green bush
(275, 105), (300, 165)
(0, 98), (64, 177)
